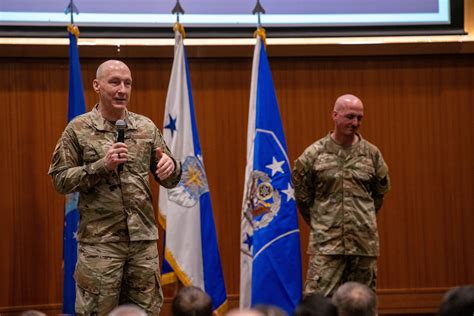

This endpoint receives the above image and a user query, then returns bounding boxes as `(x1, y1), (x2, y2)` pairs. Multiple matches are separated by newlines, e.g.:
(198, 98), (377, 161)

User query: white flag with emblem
(158, 25), (227, 313)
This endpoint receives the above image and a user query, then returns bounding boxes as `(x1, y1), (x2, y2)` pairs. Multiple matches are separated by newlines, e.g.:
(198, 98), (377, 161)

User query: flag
(63, 24), (86, 315)
(159, 24), (227, 313)
(240, 32), (302, 315)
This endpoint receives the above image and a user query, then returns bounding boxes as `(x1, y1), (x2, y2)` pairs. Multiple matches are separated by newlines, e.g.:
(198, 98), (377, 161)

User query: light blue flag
(159, 25), (227, 313)
(240, 34), (302, 315)
(63, 25), (86, 315)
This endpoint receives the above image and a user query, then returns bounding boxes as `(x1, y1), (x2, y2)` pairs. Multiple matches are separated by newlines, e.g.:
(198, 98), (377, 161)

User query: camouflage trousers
(303, 254), (377, 297)
(74, 241), (163, 316)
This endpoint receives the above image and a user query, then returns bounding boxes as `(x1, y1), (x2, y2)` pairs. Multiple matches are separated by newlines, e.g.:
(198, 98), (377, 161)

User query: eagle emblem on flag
(243, 170), (281, 230)
(168, 156), (208, 208)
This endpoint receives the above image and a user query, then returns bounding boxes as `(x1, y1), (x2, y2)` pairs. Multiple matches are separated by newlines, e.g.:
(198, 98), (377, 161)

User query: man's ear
(93, 79), (100, 93)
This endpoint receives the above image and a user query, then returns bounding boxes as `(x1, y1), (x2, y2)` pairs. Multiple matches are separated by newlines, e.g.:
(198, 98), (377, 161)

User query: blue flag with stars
(240, 34), (302, 315)
(63, 25), (86, 314)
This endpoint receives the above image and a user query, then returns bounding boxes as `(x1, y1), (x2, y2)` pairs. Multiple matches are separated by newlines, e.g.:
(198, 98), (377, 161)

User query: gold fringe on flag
(253, 27), (266, 46)
(67, 24), (80, 39)
(173, 22), (186, 39)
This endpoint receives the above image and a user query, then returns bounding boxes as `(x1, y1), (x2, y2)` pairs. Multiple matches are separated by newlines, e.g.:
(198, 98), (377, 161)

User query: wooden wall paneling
(1, 54), (473, 314)
(188, 58), (251, 295)
(0, 61), (16, 309)
(1, 60), (67, 307)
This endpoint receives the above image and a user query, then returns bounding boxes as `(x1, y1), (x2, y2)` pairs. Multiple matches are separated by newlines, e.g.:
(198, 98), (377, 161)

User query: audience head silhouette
(172, 286), (214, 316)
(438, 285), (474, 316)
(253, 304), (288, 316)
(332, 282), (377, 316)
(226, 308), (264, 316)
(108, 304), (147, 316)
(21, 311), (46, 316)
(294, 292), (338, 316)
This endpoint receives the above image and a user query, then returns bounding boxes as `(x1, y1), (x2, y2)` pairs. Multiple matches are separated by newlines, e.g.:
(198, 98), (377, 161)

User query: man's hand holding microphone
(105, 120), (128, 172)
(104, 119), (175, 180)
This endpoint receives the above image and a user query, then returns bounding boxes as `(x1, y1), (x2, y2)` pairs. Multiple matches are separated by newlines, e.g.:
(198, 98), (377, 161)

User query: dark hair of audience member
(438, 285), (474, 316)
(332, 282), (376, 316)
(172, 285), (213, 316)
(293, 293), (338, 316)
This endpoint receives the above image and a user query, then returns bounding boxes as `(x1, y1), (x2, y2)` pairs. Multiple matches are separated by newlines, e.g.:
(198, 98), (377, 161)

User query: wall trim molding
(377, 287), (449, 314)
(0, 303), (62, 314)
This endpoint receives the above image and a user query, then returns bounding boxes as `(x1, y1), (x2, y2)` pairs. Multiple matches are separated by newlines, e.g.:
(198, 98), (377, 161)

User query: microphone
(115, 120), (126, 172)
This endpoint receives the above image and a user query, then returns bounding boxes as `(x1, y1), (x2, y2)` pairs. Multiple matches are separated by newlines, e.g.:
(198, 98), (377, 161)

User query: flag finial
(252, 0), (266, 28)
(172, 0), (185, 23)
(64, 0), (79, 25)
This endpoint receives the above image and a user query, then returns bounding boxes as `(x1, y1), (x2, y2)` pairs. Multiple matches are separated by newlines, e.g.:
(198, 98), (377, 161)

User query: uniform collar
(90, 104), (138, 132)
(325, 132), (366, 155)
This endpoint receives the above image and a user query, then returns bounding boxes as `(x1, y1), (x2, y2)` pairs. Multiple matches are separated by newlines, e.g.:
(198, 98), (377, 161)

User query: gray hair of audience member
(108, 304), (147, 316)
(332, 282), (377, 316)
(254, 304), (288, 316)
(438, 285), (474, 316)
(21, 311), (46, 316)
(293, 293), (338, 316)
(172, 285), (214, 316)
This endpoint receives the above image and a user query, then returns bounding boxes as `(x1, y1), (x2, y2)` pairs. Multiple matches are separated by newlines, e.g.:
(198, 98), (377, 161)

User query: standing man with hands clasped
(49, 60), (181, 315)
(292, 94), (390, 297)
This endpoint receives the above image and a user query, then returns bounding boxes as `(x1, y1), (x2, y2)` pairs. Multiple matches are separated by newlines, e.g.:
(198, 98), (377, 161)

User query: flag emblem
(244, 170), (281, 230)
(168, 156), (208, 207)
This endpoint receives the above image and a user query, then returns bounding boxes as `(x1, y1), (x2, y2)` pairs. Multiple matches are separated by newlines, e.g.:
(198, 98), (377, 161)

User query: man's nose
(117, 82), (126, 93)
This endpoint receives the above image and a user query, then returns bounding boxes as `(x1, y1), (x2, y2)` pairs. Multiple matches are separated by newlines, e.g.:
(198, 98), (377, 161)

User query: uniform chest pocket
(127, 138), (153, 170)
(315, 161), (339, 172)
(353, 158), (375, 180)
(315, 153), (339, 169)
(314, 157), (340, 181)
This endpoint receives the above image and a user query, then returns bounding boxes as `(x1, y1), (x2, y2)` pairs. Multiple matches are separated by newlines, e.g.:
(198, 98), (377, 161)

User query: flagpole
(252, 0), (267, 45)
(158, 0), (188, 293)
(172, 0), (185, 24)
(69, 0), (74, 24)
(252, 0), (265, 29)
(240, 1), (302, 313)
(65, 0), (81, 41)
(62, 2), (85, 314)
(240, 2), (268, 310)
(64, 0), (80, 26)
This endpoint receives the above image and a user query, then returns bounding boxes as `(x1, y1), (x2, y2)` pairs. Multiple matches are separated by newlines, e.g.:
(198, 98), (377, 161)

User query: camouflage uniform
(292, 133), (389, 296)
(49, 105), (181, 315)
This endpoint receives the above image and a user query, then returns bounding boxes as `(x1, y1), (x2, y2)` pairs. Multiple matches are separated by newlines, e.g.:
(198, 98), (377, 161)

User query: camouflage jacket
(292, 133), (390, 256)
(49, 105), (181, 243)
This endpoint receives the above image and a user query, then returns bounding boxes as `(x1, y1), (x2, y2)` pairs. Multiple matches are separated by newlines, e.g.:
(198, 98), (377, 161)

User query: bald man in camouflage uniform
(49, 60), (181, 315)
(292, 94), (390, 297)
